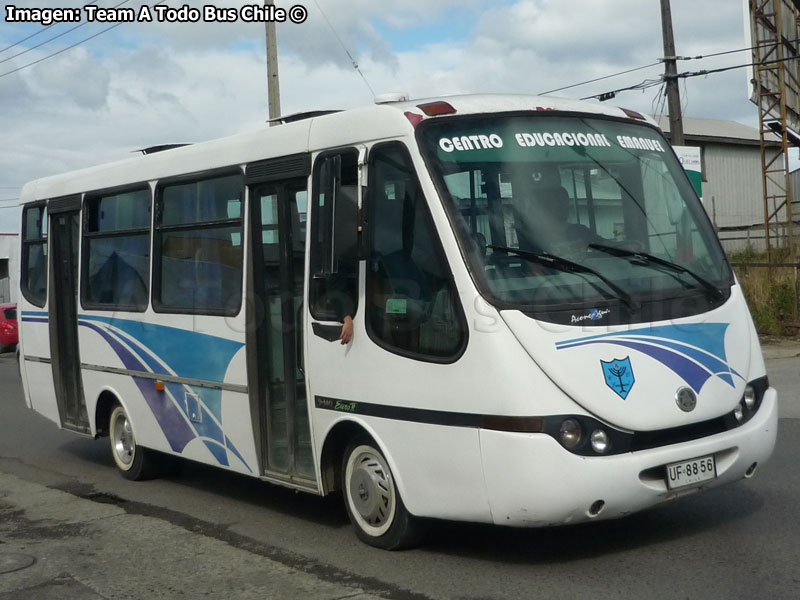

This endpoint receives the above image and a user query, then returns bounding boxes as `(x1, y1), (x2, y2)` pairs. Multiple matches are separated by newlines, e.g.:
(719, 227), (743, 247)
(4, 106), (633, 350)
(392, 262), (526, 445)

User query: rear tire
(341, 438), (425, 550)
(109, 404), (158, 481)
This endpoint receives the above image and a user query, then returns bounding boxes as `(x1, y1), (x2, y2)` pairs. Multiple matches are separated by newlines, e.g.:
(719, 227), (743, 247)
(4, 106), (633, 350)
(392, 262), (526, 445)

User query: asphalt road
(1, 348), (798, 600)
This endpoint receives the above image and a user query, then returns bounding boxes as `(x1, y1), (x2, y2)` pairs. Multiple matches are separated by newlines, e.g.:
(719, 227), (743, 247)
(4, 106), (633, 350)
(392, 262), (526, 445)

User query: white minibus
(17, 94), (778, 549)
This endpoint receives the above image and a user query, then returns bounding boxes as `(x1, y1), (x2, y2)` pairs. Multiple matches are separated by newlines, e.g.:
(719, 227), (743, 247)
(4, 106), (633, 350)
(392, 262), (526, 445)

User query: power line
(0, 0), (100, 55)
(674, 37), (800, 62)
(0, 0), (128, 67)
(542, 36), (800, 99)
(0, 24), (122, 78)
(310, 0), (375, 97)
(677, 53), (800, 79)
(583, 53), (800, 102)
(0, 1), (166, 80)
(581, 77), (663, 101)
(538, 61), (662, 96)
(0, 25), (55, 55)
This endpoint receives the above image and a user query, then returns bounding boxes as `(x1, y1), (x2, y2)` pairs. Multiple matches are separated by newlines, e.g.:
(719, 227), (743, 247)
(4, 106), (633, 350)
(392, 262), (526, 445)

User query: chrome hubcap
(112, 412), (134, 466)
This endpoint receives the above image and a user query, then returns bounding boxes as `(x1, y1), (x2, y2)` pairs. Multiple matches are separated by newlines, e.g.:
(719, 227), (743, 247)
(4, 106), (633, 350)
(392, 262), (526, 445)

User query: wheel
(341, 438), (425, 550)
(109, 404), (157, 481)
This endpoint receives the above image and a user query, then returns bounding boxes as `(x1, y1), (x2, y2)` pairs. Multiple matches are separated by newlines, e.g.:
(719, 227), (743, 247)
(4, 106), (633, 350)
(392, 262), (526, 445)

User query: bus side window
(154, 173), (244, 315)
(21, 203), (48, 307)
(309, 149), (359, 322)
(82, 188), (151, 311)
(366, 143), (465, 360)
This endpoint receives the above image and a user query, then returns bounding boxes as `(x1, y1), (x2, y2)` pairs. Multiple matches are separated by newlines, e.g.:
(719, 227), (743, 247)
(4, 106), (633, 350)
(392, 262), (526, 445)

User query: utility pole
(265, 0), (281, 126)
(660, 0), (684, 145)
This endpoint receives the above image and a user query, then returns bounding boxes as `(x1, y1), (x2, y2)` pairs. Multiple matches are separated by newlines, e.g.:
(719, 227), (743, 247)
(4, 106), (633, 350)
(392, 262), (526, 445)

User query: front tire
(109, 404), (157, 481)
(341, 438), (424, 550)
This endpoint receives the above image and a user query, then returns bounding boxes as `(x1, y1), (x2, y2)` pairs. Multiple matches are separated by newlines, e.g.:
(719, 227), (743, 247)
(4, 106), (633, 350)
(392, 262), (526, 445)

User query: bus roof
(19, 93), (657, 203)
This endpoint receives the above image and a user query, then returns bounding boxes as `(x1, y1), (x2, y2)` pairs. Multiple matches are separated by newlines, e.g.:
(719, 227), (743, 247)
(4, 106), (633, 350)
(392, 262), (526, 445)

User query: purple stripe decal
(79, 321), (196, 452)
(615, 336), (738, 387)
(22, 317), (49, 323)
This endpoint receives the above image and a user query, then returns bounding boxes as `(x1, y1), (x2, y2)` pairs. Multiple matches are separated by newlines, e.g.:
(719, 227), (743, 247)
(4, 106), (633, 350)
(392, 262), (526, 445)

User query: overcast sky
(0, 0), (758, 231)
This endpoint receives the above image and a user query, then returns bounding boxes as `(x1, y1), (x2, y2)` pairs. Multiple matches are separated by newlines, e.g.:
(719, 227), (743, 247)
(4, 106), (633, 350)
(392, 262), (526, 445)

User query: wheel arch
(93, 388), (124, 438)
(319, 418), (401, 496)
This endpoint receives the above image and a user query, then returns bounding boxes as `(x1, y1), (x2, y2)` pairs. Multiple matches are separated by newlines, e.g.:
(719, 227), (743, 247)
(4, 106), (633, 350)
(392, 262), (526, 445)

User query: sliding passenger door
(246, 155), (314, 484)
(48, 196), (90, 434)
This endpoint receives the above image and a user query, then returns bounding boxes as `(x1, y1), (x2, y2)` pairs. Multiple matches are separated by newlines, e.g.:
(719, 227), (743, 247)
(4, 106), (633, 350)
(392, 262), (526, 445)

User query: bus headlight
(729, 377), (769, 427)
(559, 418), (582, 449)
(743, 384), (756, 410)
(590, 429), (610, 454)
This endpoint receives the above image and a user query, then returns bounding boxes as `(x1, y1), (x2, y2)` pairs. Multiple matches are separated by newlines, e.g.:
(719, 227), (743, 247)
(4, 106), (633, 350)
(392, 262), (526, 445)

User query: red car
(0, 303), (17, 353)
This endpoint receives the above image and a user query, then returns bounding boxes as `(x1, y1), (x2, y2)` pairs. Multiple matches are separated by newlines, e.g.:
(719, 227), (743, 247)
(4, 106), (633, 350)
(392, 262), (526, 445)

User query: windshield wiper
(588, 243), (725, 301)
(488, 245), (639, 311)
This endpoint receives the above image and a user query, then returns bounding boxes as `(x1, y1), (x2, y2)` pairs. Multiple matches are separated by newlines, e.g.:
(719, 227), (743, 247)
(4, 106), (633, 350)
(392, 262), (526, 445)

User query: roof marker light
(404, 111), (424, 128)
(417, 101), (457, 117)
(622, 108), (646, 121)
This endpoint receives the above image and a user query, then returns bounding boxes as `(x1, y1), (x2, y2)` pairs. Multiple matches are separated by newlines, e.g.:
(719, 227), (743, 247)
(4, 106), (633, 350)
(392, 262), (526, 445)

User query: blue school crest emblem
(601, 357), (635, 399)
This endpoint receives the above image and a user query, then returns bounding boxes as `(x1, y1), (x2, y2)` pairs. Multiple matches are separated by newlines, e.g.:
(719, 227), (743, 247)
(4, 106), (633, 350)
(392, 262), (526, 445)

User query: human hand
(339, 315), (353, 345)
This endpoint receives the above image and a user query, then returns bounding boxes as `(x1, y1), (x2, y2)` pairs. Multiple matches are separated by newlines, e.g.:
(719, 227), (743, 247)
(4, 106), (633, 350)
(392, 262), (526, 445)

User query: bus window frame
(364, 140), (469, 365)
(308, 146), (361, 322)
(151, 168), (246, 317)
(80, 184), (153, 313)
(20, 200), (49, 308)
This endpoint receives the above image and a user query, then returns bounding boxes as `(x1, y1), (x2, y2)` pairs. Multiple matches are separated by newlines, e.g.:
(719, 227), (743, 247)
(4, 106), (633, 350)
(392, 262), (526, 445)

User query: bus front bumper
(478, 388), (778, 527)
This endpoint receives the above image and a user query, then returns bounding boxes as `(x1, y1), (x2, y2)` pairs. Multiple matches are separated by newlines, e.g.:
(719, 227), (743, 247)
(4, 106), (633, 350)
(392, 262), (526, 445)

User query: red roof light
(621, 108), (646, 121)
(416, 101), (457, 117)
(404, 111), (424, 128)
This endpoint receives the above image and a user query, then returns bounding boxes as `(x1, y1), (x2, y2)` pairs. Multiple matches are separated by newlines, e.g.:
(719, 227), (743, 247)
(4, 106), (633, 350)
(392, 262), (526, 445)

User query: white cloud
(29, 46), (111, 109)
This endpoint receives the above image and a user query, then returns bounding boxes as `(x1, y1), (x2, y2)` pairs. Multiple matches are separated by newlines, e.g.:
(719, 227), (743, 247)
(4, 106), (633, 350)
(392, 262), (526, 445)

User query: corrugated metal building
(0, 233), (18, 303)
(786, 167), (800, 233)
(657, 116), (779, 253)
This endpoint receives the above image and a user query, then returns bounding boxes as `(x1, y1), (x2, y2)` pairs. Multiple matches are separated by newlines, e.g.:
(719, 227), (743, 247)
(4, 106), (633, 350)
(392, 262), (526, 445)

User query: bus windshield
(418, 114), (733, 324)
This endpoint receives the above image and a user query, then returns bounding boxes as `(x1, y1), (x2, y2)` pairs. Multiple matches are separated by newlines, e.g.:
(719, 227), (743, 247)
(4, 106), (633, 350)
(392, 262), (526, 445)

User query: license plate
(665, 455), (716, 490)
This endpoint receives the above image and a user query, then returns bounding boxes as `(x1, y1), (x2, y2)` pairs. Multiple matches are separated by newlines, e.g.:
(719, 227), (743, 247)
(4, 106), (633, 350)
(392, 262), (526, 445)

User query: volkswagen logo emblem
(675, 387), (697, 412)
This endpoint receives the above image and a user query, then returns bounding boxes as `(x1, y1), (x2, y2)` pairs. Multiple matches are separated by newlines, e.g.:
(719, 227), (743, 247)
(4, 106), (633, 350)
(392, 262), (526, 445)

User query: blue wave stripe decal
(225, 435), (252, 472)
(164, 380), (225, 445)
(556, 323), (730, 361)
(618, 337), (742, 381)
(95, 325), (243, 464)
(79, 315), (244, 385)
(81, 319), (251, 472)
(79, 321), (196, 452)
(23, 313), (252, 472)
(203, 440), (230, 466)
(568, 339), (713, 393)
(556, 323), (737, 394)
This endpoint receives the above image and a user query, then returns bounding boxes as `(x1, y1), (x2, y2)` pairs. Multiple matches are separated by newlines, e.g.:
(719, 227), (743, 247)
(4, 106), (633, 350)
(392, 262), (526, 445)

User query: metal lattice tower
(751, 0), (800, 262)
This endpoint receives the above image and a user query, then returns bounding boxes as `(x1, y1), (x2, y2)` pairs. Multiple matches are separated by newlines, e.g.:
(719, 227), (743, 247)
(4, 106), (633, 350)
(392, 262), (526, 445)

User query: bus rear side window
(82, 188), (151, 311)
(154, 173), (244, 315)
(21, 204), (48, 307)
